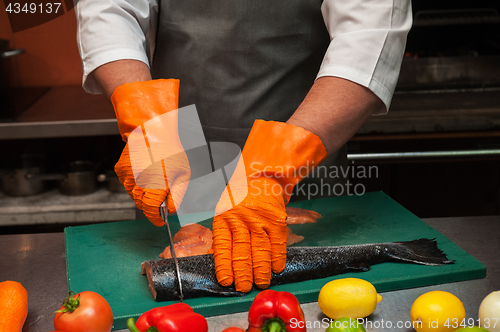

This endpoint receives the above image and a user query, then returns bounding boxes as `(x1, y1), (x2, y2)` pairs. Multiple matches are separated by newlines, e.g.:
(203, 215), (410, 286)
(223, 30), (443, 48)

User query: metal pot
(0, 154), (50, 196)
(97, 171), (127, 193)
(58, 161), (99, 195)
(26, 160), (100, 196)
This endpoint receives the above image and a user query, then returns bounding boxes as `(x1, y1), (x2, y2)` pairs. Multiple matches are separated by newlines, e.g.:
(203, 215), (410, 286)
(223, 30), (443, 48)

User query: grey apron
(146, 0), (348, 219)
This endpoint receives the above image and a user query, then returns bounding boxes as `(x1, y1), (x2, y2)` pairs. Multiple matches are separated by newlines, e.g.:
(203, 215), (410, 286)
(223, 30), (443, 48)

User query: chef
(75, 0), (412, 292)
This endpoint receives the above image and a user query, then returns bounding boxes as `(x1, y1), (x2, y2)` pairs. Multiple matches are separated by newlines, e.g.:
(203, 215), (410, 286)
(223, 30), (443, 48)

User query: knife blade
(160, 201), (184, 302)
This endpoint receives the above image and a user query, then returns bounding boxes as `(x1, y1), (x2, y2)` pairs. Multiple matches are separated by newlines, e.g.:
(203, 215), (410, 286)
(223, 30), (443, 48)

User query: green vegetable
(325, 318), (366, 332)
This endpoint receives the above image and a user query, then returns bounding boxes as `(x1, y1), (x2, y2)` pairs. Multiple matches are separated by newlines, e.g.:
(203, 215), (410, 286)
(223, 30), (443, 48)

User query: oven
(348, 0), (500, 218)
(400, 0), (500, 91)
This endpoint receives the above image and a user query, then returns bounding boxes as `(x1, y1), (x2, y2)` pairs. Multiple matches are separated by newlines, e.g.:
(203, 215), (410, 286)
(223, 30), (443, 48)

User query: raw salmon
(285, 206), (322, 224)
(143, 238), (454, 301)
(284, 207), (322, 245)
(159, 207), (321, 258)
(160, 223), (213, 259)
(286, 226), (304, 246)
(172, 223), (213, 247)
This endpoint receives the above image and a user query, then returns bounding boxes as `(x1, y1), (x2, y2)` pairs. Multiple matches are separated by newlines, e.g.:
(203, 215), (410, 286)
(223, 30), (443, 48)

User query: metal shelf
(413, 8), (500, 27)
(0, 86), (119, 140)
(0, 187), (135, 226)
(357, 89), (500, 136)
(1, 86), (500, 140)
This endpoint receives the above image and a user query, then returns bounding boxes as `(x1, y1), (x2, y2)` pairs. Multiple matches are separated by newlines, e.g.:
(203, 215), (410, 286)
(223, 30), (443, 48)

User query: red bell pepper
(248, 290), (306, 332)
(126, 303), (208, 332)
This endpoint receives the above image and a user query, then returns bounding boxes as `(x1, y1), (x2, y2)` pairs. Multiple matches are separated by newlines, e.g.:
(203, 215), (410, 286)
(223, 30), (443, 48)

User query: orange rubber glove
(112, 79), (190, 226)
(213, 120), (327, 292)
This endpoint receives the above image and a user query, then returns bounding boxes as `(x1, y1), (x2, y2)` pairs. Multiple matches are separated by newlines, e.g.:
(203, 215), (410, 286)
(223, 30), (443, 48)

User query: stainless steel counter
(1, 215), (498, 332)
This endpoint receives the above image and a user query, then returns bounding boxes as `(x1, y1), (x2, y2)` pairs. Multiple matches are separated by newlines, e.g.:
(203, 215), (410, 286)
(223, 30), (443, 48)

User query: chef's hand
(212, 120), (327, 292)
(112, 79), (191, 226)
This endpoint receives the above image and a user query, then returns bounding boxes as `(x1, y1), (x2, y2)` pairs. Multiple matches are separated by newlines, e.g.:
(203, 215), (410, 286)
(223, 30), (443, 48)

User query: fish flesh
(160, 225), (306, 258)
(159, 207), (321, 258)
(172, 223), (213, 244)
(285, 207), (321, 245)
(285, 207), (322, 224)
(286, 226), (304, 246)
(141, 238), (454, 301)
(159, 223), (213, 259)
(160, 235), (213, 259)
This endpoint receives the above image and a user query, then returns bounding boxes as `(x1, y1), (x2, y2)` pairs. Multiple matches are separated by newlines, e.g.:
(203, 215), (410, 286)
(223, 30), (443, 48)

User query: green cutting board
(64, 191), (485, 330)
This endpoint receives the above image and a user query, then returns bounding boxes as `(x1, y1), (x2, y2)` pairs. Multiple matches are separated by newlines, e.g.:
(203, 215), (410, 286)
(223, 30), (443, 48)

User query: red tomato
(54, 291), (113, 332)
(222, 328), (246, 332)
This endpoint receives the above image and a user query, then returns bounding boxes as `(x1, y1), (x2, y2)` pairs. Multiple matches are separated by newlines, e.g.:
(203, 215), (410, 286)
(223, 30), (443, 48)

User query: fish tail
(387, 238), (454, 266)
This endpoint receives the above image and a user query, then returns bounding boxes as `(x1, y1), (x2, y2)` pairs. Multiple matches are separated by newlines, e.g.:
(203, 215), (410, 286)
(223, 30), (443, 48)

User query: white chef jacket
(75, 0), (412, 114)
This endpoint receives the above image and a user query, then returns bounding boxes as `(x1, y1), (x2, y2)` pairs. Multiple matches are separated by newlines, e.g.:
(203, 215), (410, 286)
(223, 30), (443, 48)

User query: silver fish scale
(143, 239), (453, 302)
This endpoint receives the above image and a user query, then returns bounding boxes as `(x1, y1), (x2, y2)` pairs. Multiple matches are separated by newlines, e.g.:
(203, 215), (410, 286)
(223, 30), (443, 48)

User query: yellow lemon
(478, 290), (500, 332)
(410, 290), (466, 332)
(318, 278), (382, 319)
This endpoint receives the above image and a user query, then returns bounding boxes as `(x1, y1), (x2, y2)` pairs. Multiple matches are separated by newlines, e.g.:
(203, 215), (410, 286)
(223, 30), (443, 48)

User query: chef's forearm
(287, 76), (383, 155)
(91, 60), (152, 99)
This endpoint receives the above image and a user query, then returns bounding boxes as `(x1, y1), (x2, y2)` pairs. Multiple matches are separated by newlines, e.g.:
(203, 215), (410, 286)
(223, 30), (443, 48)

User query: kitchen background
(1, 1), (499, 234)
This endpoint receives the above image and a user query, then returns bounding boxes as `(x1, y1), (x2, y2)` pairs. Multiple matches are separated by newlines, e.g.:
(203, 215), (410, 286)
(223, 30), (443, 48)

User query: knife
(160, 201), (184, 302)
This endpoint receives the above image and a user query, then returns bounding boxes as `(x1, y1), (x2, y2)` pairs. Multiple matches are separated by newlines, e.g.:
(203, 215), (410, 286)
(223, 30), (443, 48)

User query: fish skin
(141, 238), (454, 302)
